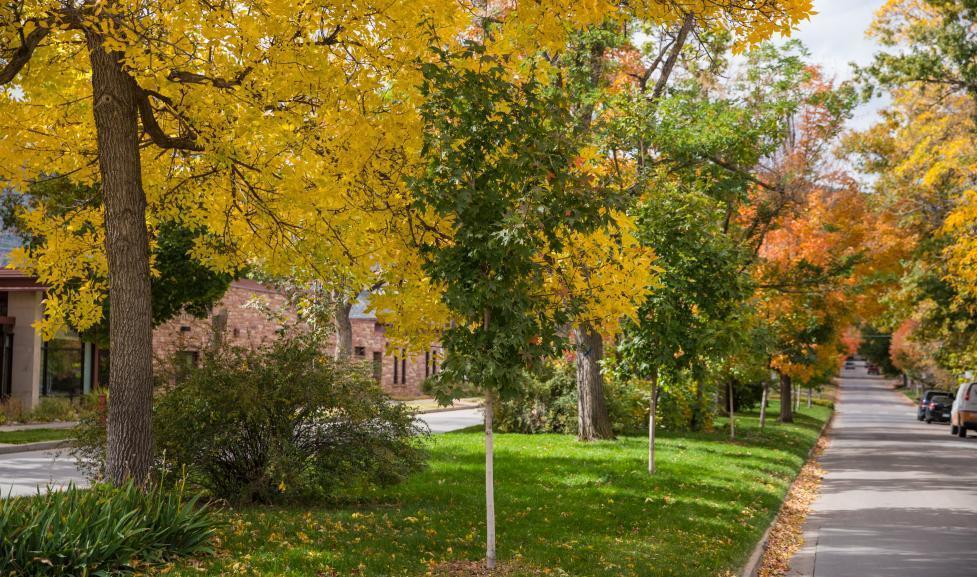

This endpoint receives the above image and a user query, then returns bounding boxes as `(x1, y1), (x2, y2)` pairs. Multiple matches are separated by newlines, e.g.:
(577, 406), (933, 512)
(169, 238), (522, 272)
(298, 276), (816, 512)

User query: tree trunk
(482, 308), (496, 571)
(648, 370), (658, 475)
(87, 34), (154, 485)
(759, 382), (768, 431)
(807, 386), (812, 408)
(334, 295), (353, 360)
(728, 380), (735, 440)
(573, 324), (614, 441)
(780, 373), (793, 423)
(484, 390), (496, 570)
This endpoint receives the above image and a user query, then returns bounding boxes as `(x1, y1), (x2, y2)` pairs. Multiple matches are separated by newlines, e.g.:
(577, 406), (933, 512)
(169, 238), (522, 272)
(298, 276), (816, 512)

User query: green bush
(494, 362), (651, 435)
(0, 481), (217, 576)
(25, 397), (78, 423)
(153, 335), (428, 503)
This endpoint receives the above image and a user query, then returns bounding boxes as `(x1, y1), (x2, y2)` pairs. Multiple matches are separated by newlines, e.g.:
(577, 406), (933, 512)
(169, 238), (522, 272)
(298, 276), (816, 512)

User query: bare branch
(136, 89), (203, 151)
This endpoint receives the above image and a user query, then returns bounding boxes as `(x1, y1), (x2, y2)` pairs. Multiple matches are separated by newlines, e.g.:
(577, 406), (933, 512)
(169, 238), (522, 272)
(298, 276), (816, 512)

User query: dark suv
(918, 390), (954, 421)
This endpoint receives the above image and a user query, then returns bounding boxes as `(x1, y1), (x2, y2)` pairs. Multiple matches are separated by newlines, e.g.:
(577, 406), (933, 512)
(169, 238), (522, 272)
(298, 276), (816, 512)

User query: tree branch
(167, 66), (253, 89)
(136, 89), (203, 151)
(0, 24), (50, 85)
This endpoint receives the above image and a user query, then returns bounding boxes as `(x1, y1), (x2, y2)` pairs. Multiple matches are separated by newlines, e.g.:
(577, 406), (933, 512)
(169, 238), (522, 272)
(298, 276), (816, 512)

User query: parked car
(950, 382), (977, 438)
(867, 364), (880, 375)
(918, 390), (950, 421)
(924, 393), (953, 423)
(844, 360), (855, 370)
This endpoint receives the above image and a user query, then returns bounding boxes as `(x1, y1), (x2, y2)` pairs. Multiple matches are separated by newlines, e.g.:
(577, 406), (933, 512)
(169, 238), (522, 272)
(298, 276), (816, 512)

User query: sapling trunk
(648, 371), (658, 475)
(728, 381), (735, 440)
(759, 383), (768, 431)
(484, 391), (496, 570)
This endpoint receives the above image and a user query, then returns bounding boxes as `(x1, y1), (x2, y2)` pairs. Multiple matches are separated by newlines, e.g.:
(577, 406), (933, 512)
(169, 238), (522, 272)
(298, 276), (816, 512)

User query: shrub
(153, 335), (428, 503)
(0, 481), (217, 576)
(25, 397), (78, 423)
(494, 362), (651, 435)
(494, 362), (577, 434)
(0, 397), (25, 424)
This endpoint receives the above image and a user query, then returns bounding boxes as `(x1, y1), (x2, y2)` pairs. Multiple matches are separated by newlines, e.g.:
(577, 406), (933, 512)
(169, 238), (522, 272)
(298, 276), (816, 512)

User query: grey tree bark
(780, 372), (794, 423)
(87, 34), (155, 485)
(334, 295), (353, 360)
(728, 381), (735, 440)
(573, 324), (615, 441)
(759, 382), (769, 431)
(648, 369), (659, 475)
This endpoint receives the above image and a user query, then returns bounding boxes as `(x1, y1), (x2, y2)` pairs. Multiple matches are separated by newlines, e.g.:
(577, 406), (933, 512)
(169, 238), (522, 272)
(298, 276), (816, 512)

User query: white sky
(784, 0), (889, 130)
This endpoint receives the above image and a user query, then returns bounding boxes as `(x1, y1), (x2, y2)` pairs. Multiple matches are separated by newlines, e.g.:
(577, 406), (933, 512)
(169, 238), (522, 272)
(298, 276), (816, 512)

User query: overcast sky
(785, 0), (889, 130)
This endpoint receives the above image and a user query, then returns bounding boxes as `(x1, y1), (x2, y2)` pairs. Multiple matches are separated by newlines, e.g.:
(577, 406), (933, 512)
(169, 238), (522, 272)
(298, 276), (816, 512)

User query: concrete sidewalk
(787, 368), (977, 576)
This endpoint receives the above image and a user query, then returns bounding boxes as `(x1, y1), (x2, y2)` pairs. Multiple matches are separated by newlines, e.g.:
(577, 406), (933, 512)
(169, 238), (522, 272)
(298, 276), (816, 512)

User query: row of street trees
(2, 0), (902, 570)
(846, 0), (977, 388)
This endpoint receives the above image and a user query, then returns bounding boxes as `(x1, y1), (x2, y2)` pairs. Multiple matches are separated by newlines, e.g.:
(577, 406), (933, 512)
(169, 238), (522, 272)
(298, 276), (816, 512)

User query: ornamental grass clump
(0, 481), (218, 577)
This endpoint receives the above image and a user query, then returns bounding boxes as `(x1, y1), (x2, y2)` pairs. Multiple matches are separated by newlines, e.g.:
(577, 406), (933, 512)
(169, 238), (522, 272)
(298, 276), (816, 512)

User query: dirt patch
(755, 434), (828, 577)
(429, 560), (545, 576)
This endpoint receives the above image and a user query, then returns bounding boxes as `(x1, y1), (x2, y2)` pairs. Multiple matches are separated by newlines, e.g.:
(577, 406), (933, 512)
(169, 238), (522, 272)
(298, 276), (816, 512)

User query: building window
(425, 351), (430, 378)
(372, 352), (382, 382)
(41, 334), (84, 397)
(401, 349), (407, 385)
(393, 352), (399, 384)
(354, 346), (366, 358)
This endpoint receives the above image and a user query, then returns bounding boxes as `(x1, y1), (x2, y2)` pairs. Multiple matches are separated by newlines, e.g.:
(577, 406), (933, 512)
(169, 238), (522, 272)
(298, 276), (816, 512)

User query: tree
(0, 1), (468, 484)
(413, 48), (607, 568)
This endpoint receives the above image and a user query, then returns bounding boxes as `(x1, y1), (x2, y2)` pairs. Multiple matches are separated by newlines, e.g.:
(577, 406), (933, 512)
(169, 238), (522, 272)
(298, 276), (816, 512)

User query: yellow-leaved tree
(0, 0), (469, 485)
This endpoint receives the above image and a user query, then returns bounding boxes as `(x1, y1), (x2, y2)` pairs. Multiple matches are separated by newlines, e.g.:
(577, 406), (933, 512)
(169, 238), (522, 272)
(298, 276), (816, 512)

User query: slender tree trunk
(482, 308), (496, 571)
(334, 295), (353, 360)
(780, 373), (794, 423)
(648, 369), (658, 475)
(484, 390), (496, 570)
(573, 324), (614, 441)
(795, 383), (801, 412)
(759, 382), (768, 431)
(87, 34), (154, 485)
(807, 386), (812, 408)
(728, 380), (735, 440)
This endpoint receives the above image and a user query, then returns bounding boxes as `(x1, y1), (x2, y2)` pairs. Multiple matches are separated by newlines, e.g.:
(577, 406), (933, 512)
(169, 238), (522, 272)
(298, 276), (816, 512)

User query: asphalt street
(788, 366), (977, 576)
(0, 407), (484, 497)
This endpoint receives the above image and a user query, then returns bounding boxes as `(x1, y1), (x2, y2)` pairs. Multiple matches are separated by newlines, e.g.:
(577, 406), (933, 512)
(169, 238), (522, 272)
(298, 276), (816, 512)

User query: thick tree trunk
(759, 382), (769, 431)
(648, 370), (658, 475)
(573, 324), (614, 441)
(87, 35), (154, 485)
(780, 373), (794, 423)
(333, 295), (353, 360)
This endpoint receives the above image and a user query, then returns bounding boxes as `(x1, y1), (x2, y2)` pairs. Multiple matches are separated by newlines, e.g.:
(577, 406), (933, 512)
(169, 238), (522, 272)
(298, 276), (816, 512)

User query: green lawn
(0, 428), (74, 445)
(162, 403), (829, 577)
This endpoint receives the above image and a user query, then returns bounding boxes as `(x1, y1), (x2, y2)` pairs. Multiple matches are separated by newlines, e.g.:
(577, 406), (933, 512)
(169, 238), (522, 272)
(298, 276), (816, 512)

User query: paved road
(788, 367), (977, 577)
(0, 449), (88, 498)
(419, 407), (483, 433)
(0, 407), (483, 497)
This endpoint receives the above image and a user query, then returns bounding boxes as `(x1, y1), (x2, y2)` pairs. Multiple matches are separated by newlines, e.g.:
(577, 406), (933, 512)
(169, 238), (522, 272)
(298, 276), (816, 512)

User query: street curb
(0, 440), (71, 456)
(740, 409), (835, 577)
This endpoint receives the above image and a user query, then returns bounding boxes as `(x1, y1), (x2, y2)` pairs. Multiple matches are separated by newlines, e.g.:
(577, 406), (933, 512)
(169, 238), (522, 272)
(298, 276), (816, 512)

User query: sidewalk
(0, 421), (78, 433)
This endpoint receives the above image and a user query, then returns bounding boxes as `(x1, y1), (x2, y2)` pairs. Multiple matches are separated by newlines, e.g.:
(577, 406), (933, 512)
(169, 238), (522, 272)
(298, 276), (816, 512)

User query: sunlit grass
(163, 402), (829, 577)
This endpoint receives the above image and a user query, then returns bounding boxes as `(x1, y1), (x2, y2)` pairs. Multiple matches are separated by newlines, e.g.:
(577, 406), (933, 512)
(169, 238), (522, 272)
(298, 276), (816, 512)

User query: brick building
(0, 265), (437, 410)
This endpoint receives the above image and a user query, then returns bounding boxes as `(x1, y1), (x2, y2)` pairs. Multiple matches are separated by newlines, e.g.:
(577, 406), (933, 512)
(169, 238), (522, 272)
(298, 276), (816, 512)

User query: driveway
(0, 407), (484, 497)
(788, 367), (977, 576)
